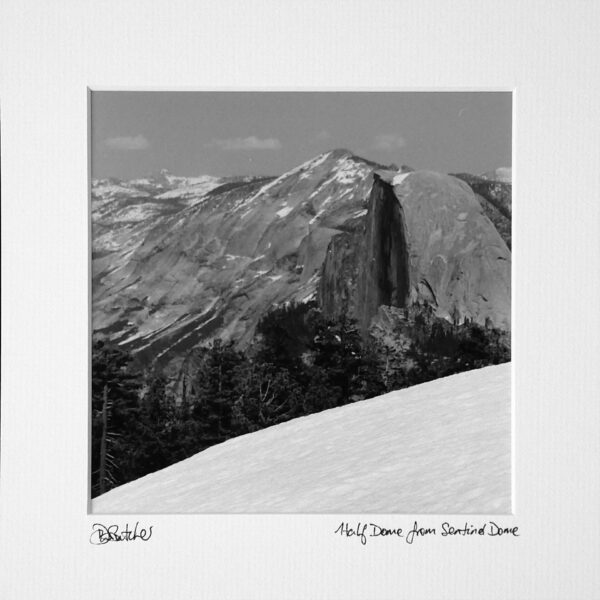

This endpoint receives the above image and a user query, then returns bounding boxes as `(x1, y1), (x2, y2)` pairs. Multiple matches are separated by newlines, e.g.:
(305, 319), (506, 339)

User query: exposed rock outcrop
(384, 169), (511, 329)
(355, 173), (410, 331)
(93, 150), (377, 371)
(452, 172), (512, 248)
(320, 169), (511, 332)
(92, 151), (512, 374)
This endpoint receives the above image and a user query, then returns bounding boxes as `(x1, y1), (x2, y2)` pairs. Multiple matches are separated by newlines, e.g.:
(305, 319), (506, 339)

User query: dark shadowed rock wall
(355, 174), (410, 331)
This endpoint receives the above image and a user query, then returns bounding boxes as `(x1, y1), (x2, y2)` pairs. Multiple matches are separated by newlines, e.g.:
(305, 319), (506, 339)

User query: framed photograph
(1, 1), (599, 599)
(89, 90), (512, 515)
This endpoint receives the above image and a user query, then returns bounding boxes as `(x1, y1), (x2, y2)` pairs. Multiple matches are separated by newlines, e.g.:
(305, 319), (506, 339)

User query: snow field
(93, 363), (511, 514)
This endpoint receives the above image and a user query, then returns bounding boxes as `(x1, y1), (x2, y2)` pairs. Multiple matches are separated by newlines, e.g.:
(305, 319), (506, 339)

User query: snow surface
(155, 177), (222, 201)
(235, 151), (341, 215)
(276, 205), (293, 218)
(92, 363), (511, 514)
(92, 183), (150, 200)
(333, 156), (370, 184)
(393, 171), (412, 186)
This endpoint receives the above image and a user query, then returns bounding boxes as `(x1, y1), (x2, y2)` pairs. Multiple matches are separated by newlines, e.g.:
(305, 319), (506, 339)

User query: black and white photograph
(90, 91), (512, 513)
(2, 1), (599, 598)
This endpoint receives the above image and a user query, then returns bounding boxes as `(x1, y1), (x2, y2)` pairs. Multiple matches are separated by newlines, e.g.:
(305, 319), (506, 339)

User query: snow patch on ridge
(393, 172), (412, 186)
(236, 152), (335, 216)
(92, 184), (150, 201)
(298, 152), (331, 179)
(276, 205), (293, 218)
(333, 157), (369, 184)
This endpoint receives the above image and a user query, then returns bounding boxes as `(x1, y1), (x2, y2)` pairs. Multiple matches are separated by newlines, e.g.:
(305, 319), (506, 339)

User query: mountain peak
(325, 149), (389, 171)
(326, 148), (354, 160)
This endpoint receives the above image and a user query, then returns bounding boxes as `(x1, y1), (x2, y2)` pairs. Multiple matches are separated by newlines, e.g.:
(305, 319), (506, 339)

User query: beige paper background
(1, 1), (599, 598)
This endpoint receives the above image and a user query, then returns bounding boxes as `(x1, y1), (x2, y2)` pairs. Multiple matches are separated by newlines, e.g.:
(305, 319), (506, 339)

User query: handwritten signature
(90, 522), (153, 545)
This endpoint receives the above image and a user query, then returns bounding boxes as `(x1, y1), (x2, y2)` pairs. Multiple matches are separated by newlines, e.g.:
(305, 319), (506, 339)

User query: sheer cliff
(320, 169), (511, 331)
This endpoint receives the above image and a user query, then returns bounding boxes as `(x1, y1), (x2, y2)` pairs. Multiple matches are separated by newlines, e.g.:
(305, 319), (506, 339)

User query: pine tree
(91, 339), (142, 497)
(317, 314), (360, 399)
(192, 339), (245, 445)
(232, 361), (302, 433)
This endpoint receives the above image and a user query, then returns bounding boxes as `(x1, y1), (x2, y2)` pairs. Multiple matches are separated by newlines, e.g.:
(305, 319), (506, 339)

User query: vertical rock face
(318, 229), (362, 319)
(355, 174), (410, 331)
(398, 171), (511, 329)
(320, 168), (511, 332)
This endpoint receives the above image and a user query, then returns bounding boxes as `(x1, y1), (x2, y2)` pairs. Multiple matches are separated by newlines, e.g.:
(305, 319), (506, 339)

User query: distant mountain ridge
(451, 171), (512, 248)
(92, 150), (511, 375)
(481, 167), (511, 183)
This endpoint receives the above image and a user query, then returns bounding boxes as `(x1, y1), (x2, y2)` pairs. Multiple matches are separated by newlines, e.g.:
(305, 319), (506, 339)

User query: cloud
(316, 130), (331, 141)
(104, 135), (150, 150)
(207, 136), (282, 151)
(373, 134), (407, 151)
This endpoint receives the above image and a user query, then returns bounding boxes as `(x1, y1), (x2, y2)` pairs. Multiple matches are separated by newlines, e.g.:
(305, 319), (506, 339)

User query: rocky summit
(92, 149), (511, 373)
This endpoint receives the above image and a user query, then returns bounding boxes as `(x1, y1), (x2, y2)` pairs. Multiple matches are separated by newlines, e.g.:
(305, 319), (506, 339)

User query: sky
(91, 91), (512, 180)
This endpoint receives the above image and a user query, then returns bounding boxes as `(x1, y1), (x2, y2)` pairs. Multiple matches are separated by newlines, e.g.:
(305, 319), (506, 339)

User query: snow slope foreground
(92, 363), (511, 514)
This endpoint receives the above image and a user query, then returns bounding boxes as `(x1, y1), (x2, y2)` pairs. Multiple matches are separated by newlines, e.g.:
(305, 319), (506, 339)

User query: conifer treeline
(91, 303), (510, 497)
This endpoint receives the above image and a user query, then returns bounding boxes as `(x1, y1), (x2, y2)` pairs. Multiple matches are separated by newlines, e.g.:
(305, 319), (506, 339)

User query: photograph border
(86, 87), (515, 515)
(2, 1), (599, 598)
